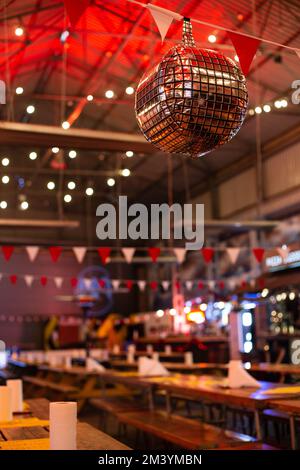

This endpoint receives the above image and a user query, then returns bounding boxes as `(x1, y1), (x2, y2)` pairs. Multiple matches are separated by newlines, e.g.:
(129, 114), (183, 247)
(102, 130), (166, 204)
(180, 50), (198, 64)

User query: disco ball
(135, 19), (248, 158)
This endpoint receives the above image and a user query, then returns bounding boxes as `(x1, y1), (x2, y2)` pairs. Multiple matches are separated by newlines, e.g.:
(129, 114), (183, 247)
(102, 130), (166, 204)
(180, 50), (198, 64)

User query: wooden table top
(137, 374), (300, 409)
(111, 351), (185, 358)
(267, 399), (300, 415)
(0, 398), (130, 450)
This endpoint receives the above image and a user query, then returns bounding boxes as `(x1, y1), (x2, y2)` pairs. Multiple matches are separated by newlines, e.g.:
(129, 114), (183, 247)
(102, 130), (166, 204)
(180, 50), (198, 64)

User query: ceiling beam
(0, 121), (154, 153)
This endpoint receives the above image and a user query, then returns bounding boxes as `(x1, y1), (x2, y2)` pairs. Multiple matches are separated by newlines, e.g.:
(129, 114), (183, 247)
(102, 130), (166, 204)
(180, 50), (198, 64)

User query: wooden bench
(118, 410), (262, 450)
(23, 376), (78, 398)
(90, 397), (147, 415)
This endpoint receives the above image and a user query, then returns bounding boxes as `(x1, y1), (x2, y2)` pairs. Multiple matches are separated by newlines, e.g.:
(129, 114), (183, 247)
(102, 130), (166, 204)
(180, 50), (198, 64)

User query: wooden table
(0, 398), (130, 450)
(267, 398), (300, 449)
(136, 374), (300, 439)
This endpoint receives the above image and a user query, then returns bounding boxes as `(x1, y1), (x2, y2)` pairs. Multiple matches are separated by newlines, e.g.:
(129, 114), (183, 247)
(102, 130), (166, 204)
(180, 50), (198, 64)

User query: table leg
(254, 410), (262, 440)
(289, 415), (296, 450)
(165, 392), (172, 415)
(148, 388), (154, 411)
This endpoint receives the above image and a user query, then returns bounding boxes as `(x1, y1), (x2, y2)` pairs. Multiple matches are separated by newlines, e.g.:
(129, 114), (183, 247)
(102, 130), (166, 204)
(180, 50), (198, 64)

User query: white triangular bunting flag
(227, 248), (240, 264)
(208, 280), (215, 290)
(112, 280), (120, 290)
(185, 281), (193, 290)
(121, 248), (135, 263)
(162, 281), (170, 291)
(26, 246), (39, 262)
(276, 246), (290, 262)
(147, 4), (181, 42)
(73, 246), (87, 263)
(84, 278), (92, 290)
(137, 280), (146, 291)
(54, 277), (63, 288)
(228, 279), (236, 290)
(24, 275), (34, 287)
(249, 279), (256, 288)
(295, 49), (300, 59)
(174, 248), (186, 264)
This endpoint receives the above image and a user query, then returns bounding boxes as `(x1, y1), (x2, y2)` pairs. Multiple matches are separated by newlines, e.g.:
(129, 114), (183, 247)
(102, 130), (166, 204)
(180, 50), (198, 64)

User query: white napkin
(138, 356), (170, 377)
(86, 357), (106, 372)
(228, 360), (260, 388)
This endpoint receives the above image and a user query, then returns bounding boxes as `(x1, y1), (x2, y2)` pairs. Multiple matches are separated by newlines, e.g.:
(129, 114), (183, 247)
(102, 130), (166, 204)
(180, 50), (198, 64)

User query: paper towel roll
(6, 379), (23, 413)
(127, 351), (135, 364)
(0, 386), (13, 422)
(50, 402), (77, 450)
(184, 352), (193, 365)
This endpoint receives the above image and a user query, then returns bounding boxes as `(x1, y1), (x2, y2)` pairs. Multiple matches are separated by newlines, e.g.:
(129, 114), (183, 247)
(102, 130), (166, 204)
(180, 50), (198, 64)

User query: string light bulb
(2, 176), (9, 184)
(126, 151), (134, 158)
(263, 104), (271, 113)
(68, 150), (77, 159)
(47, 181), (55, 190)
(26, 105), (35, 114)
(0, 201), (7, 209)
(105, 90), (114, 99)
(67, 181), (76, 190)
(86, 187), (94, 196)
(15, 87), (24, 95)
(208, 34), (217, 43)
(255, 106), (262, 114)
(52, 147), (59, 153)
(15, 27), (24, 37)
(125, 86), (134, 95)
(2, 158), (9, 167)
(121, 168), (130, 177)
(29, 151), (37, 160)
(64, 194), (72, 203)
(86, 94), (94, 101)
(62, 121), (70, 129)
(107, 178), (115, 187)
(20, 201), (29, 210)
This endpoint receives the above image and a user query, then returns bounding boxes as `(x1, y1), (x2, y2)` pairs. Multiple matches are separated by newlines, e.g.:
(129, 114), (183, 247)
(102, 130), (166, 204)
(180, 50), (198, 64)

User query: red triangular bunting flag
(201, 247), (214, 263)
(98, 279), (106, 289)
(228, 31), (261, 76)
(98, 247), (111, 264)
(2, 245), (14, 261)
(219, 281), (225, 289)
(126, 280), (133, 290)
(49, 246), (62, 262)
(64, 0), (90, 27)
(150, 280), (158, 290)
(253, 247), (265, 263)
(40, 276), (47, 286)
(198, 281), (204, 289)
(149, 247), (161, 262)
(10, 274), (17, 285)
(70, 277), (78, 288)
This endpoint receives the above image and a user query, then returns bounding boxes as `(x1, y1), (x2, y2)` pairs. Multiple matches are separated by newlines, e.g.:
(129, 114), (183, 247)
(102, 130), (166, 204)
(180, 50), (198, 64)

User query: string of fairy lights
(0, 147), (135, 211)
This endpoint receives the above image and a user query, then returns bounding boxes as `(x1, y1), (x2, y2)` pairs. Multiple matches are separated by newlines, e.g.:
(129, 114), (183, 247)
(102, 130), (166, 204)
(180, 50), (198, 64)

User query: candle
(0, 386), (13, 422)
(50, 402), (77, 450)
(6, 379), (23, 413)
